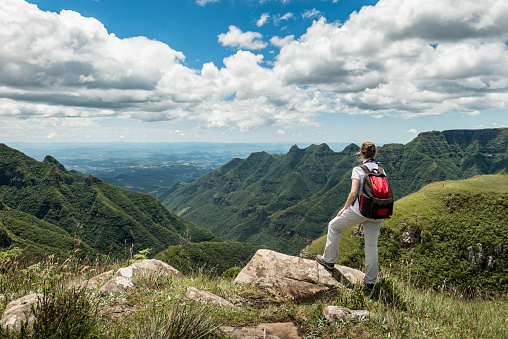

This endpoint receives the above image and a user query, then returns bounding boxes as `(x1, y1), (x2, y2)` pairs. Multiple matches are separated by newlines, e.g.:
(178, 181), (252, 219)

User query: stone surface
(234, 249), (364, 301)
(184, 287), (237, 308)
(221, 322), (300, 339)
(323, 306), (373, 323)
(99, 304), (133, 319)
(1, 294), (42, 332)
(99, 259), (183, 295)
(82, 270), (114, 289)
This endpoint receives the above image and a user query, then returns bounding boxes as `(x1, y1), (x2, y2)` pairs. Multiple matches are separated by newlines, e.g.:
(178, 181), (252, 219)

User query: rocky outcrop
(323, 306), (373, 323)
(1, 293), (41, 332)
(234, 249), (364, 301)
(221, 322), (301, 339)
(400, 226), (419, 248)
(184, 287), (237, 308)
(464, 243), (503, 270)
(99, 259), (183, 295)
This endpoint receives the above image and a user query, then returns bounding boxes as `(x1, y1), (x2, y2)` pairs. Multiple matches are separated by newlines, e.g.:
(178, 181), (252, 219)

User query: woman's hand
(337, 207), (346, 217)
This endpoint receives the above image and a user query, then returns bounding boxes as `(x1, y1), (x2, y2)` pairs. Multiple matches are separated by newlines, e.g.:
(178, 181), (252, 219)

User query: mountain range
(0, 144), (220, 258)
(163, 128), (508, 255)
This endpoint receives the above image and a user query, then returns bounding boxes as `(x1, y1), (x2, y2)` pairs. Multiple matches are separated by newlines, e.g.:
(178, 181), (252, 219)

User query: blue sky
(1, 0), (507, 145)
(28, 0), (378, 69)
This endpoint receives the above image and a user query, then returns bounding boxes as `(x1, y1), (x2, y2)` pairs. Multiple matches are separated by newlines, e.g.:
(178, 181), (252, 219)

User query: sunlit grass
(0, 249), (506, 338)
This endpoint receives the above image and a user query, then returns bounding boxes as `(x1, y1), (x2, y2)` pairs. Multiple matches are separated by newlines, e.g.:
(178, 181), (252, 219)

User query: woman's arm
(337, 178), (360, 217)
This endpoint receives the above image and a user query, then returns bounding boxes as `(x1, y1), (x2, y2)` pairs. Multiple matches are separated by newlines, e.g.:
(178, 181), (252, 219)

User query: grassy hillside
(0, 144), (220, 258)
(164, 128), (508, 255)
(0, 203), (96, 258)
(305, 174), (508, 295)
(155, 241), (261, 276)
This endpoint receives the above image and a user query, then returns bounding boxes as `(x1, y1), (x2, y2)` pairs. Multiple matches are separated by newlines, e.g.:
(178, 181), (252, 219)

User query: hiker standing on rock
(316, 141), (393, 291)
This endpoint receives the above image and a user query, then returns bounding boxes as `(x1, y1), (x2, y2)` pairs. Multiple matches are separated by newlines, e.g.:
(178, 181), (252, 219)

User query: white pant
(322, 207), (383, 285)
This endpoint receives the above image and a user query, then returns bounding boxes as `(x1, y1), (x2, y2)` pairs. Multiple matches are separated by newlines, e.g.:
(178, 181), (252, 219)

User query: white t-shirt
(350, 159), (386, 216)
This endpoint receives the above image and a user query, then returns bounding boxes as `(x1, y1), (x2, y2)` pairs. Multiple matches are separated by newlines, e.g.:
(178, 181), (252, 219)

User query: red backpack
(357, 164), (394, 219)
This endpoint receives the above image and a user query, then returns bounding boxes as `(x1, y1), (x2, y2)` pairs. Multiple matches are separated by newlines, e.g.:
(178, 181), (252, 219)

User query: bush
(221, 267), (242, 280)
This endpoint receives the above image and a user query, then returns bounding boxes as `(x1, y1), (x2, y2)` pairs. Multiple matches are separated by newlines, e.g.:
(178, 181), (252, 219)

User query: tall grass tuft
(30, 283), (99, 338)
(133, 302), (219, 339)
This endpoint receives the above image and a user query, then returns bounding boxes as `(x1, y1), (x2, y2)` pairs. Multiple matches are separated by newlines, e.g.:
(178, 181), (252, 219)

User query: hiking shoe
(315, 255), (334, 270)
(364, 283), (375, 292)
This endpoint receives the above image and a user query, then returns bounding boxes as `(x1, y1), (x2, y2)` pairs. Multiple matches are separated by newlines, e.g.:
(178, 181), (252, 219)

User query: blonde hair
(360, 141), (376, 159)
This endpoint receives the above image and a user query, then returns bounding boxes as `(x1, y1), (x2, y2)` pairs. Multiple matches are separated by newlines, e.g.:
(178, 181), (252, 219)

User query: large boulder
(1, 293), (41, 332)
(234, 249), (364, 301)
(99, 259), (183, 295)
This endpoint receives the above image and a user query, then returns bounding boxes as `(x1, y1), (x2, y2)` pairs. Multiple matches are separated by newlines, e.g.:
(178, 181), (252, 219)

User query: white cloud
(218, 25), (268, 50)
(257, 13), (270, 27)
(273, 12), (294, 26)
(406, 129), (418, 134)
(46, 132), (57, 140)
(270, 35), (295, 48)
(273, 0), (508, 116)
(196, 0), (219, 6)
(302, 9), (322, 20)
(1, 0), (508, 139)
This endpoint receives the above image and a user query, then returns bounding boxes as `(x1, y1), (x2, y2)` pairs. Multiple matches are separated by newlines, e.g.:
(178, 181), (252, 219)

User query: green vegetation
(305, 174), (508, 295)
(155, 241), (261, 276)
(0, 144), (220, 259)
(0, 251), (506, 338)
(164, 128), (508, 255)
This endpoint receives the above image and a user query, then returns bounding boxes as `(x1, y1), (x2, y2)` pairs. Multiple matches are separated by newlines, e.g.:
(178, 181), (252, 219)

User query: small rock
(184, 287), (237, 308)
(1, 294), (42, 332)
(323, 305), (373, 323)
(220, 322), (300, 339)
(99, 304), (132, 319)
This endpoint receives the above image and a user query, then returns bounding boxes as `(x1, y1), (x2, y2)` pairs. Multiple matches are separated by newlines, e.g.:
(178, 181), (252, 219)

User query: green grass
(0, 250), (506, 338)
(303, 174), (508, 295)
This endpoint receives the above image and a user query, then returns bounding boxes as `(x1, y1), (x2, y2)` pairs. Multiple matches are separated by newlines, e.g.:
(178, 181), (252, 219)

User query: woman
(316, 141), (385, 291)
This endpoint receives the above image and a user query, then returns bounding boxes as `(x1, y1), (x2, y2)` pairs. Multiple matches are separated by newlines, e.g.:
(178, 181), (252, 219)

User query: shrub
(221, 267), (242, 280)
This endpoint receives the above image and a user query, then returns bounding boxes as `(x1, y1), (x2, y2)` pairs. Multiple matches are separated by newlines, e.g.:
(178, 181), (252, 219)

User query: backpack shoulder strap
(359, 165), (370, 174)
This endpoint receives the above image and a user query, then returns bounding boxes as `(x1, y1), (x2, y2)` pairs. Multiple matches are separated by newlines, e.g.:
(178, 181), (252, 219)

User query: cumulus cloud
(270, 35), (295, 48)
(406, 129), (418, 134)
(218, 25), (268, 50)
(1, 0), (508, 137)
(274, 0), (508, 116)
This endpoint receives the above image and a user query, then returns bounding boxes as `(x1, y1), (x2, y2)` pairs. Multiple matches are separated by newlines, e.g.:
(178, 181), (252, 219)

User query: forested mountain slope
(305, 173), (508, 295)
(164, 128), (508, 255)
(0, 144), (220, 258)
